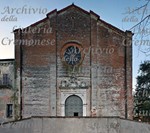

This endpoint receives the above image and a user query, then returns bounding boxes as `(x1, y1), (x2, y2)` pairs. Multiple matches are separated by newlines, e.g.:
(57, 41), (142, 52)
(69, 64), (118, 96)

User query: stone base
(0, 117), (150, 133)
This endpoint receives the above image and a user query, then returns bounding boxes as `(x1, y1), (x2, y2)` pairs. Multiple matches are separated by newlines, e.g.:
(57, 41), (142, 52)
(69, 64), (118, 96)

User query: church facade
(14, 4), (133, 119)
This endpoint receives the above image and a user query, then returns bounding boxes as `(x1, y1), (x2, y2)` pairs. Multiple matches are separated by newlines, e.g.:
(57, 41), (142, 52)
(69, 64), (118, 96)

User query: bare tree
(124, 0), (150, 56)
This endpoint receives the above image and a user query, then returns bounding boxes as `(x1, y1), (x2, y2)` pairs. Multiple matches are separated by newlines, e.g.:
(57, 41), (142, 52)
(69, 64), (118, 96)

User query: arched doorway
(65, 95), (83, 116)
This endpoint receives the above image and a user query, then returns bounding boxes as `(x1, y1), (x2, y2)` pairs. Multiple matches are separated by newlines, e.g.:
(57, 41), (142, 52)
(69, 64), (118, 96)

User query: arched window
(65, 95), (83, 117)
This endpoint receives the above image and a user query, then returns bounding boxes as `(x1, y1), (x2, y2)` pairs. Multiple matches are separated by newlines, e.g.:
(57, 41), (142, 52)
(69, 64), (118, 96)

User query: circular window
(61, 43), (84, 66)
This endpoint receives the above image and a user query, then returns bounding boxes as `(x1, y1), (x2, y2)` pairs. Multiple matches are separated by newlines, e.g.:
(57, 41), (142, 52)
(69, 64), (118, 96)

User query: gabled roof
(14, 4), (126, 34)
(57, 3), (90, 15)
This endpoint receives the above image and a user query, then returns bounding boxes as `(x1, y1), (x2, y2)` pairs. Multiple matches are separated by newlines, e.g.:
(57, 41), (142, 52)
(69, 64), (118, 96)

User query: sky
(0, 0), (149, 90)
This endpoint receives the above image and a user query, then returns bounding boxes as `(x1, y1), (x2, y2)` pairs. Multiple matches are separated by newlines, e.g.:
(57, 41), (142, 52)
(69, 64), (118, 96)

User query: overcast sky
(0, 0), (149, 90)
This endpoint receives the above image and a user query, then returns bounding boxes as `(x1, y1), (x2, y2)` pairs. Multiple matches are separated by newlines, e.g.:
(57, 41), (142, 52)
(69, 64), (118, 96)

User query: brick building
(0, 59), (15, 122)
(14, 4), (133, 119)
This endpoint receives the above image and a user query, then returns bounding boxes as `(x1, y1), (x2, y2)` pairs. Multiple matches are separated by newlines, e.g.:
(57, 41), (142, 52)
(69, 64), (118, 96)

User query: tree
(124, 0), (150, 56)
(134, 61), (150, 122)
